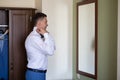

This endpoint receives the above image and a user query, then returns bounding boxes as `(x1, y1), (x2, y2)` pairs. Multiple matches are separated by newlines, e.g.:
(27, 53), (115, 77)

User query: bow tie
(40, 34), (44, 38)
(40, 34), (45, 41)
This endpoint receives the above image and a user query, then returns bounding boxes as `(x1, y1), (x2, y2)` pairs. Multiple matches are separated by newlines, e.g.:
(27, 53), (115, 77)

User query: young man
(25, 12), (56, 80)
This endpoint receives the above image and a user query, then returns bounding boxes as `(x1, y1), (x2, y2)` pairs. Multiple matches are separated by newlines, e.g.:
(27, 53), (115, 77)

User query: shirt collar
(33, 26), (37, 31)
(33, 27), (44, 39)
(33, 27), (39, 35)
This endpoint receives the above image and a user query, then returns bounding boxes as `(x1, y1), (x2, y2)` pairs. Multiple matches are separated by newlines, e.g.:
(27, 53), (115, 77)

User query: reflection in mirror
(79, 2), (95, 75)
(77, 0), (97, 79)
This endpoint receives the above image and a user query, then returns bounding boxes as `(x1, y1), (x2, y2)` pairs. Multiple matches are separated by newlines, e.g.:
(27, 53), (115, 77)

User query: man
(25, 12), (56, 80)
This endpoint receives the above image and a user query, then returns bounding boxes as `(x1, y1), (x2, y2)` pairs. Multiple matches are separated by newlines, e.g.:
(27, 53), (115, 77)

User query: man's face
(37, 17), (48, 30)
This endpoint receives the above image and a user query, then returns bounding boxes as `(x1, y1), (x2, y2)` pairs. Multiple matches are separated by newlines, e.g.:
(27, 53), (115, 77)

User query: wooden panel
(0, 10), (8, 25)
(9, 10), (34, 80)
(0, 7), (36, 10)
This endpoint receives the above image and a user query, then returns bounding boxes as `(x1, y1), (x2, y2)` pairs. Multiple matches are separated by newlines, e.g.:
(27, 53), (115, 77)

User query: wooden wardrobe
(0, 7), (36, 80)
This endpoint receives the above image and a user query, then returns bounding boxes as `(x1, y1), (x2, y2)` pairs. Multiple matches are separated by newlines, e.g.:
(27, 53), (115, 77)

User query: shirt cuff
(44, 33), (49, 38)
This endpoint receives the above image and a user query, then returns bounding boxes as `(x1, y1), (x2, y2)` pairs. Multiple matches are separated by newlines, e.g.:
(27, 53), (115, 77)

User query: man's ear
(38, 21), (42, 25)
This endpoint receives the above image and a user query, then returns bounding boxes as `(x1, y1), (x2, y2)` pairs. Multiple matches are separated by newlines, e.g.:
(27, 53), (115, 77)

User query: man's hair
(32, 12), (47, 26)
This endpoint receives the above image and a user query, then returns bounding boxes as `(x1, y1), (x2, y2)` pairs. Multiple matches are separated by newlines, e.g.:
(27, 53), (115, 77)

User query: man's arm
(32, 33), (56, 56)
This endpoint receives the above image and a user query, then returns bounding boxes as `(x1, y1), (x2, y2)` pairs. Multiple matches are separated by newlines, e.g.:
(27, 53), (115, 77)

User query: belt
(27, 68), (47, 73)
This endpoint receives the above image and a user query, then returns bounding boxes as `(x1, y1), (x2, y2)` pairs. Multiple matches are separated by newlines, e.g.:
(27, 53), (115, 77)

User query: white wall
(42, 0), (73, 80)
(35, 0), (42, 12)
(0, 0), (42, 11)
(118, 0), (120, 80)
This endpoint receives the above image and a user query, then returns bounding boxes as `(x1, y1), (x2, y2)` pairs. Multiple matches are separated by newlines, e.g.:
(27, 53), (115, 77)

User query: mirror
(77, 0), (97, 79)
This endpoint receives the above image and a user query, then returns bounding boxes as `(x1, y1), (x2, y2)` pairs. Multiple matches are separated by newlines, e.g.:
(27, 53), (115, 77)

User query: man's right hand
(36, 28), (48, 35)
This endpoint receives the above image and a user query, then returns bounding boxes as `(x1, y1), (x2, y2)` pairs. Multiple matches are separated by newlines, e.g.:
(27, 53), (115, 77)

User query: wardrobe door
(9, 9), (34, 80)
(0, 10), (8, 25)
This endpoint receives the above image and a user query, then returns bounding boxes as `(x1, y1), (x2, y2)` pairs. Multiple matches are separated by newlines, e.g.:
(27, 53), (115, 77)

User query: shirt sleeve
(31, 33), (56, 56)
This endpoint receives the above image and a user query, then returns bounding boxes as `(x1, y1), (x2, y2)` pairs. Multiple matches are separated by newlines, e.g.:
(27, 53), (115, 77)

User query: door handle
(10, 63), (14, 70)
(29, 16), (32, 22)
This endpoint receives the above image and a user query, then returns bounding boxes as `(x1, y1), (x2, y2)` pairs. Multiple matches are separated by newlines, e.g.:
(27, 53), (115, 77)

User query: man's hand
(36, 28), (48, 35)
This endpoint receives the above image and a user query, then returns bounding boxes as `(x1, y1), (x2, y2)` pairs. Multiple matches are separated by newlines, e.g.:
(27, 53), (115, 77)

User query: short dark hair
(32, 12), (47, 26)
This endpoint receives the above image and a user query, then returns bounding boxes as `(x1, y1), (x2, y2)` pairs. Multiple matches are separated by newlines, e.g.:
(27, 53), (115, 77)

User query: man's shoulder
(27, 31), (41, 40)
